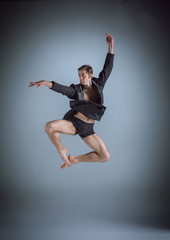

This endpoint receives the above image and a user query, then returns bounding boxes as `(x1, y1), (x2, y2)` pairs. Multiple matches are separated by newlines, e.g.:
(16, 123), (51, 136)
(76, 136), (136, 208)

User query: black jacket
(49, 53), (114, 121)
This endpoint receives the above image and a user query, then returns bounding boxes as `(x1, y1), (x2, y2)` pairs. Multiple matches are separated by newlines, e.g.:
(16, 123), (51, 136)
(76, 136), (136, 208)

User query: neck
(84, 79), (92, 89)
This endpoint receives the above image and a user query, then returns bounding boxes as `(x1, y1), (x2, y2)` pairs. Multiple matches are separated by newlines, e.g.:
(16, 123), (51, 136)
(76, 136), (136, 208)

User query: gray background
(0, 0), (169, 239)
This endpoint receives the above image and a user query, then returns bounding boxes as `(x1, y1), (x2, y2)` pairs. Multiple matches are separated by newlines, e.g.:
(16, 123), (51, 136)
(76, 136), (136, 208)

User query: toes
(60, 163), (70, 170)
(60, 163), (66, 169)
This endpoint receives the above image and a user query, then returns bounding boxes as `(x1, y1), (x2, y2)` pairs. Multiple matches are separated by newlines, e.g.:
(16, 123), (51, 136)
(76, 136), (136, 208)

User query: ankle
(74, 156), (79, 163)
(56, 146), (64, 153)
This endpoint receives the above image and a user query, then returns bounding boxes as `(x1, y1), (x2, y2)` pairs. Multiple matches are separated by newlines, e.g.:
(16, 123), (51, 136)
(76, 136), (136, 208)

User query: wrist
(44, 80), (48, 86)
(108, 45), (114, 54)
(44, 81), (53, 88)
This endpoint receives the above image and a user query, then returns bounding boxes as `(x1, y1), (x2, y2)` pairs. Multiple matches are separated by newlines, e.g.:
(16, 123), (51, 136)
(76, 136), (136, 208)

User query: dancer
(29, 32), (114, 169)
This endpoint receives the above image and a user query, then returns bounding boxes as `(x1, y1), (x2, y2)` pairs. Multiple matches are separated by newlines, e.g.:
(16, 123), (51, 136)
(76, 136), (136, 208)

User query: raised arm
(106, 32), (114, 54)
(94, 33), (114, 88)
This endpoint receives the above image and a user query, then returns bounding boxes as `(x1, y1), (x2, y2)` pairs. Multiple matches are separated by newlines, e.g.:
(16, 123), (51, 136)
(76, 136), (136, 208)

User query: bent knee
(105, 151), (110, 161)
(100, 150), (110, 162)
(44, 122), (56, 133)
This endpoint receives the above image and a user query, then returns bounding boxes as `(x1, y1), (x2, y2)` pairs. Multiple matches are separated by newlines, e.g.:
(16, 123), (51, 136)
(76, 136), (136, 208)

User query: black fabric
(49, 53), (114, 121)
(69, 115), (95, 139)
(50, 82), (77, 99)
(63, 100), (106, 121)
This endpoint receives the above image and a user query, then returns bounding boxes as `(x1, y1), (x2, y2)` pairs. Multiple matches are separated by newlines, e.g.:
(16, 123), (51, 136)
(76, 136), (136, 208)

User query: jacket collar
(80, 79), (95, 89)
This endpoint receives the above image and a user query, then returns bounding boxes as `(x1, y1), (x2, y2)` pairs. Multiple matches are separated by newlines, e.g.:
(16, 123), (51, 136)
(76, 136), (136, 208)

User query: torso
(75, 112), (95, 123)
(83, 85), (99, 103)
(74, 84), (99, 123)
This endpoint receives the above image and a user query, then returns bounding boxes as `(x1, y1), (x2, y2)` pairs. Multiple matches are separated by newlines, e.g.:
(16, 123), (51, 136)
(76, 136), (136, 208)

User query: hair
(78, 65), (93, 75)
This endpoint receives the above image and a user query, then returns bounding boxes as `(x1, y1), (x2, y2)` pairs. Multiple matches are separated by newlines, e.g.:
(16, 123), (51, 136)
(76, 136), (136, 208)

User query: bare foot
(59, 147), (71, 165)
(60, 154), (77, 170)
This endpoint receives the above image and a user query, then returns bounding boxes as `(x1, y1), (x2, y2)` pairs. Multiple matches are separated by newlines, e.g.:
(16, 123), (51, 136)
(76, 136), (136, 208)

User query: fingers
(105, 32), (114, 46)
(28, 81), (43, 88)
(106, 32), (111, 35)
(36, 84), (42, 88)
(28, 82), (34, 87)
(28, 82), (35, 87)
(106, 32), (113, 39)
(106, 32), (111, 37)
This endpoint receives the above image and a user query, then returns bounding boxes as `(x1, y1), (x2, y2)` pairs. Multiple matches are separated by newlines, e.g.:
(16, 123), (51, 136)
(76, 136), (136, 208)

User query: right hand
(106, 32), (114, 46)
(28, 80), (46, 88)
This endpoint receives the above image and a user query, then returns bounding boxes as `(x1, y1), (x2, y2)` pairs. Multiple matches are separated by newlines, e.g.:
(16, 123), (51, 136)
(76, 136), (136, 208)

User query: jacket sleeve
(49, 81), (77, 99)
(97, 53), (114, 88)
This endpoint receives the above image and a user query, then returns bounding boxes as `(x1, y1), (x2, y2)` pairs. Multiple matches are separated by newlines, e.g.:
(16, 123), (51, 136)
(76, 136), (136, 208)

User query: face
(78, 70), (92, 86)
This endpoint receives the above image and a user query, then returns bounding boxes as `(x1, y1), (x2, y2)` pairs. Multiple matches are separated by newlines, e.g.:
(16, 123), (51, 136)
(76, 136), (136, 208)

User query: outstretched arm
(49, 81), (77, 99)
(28, 80), (77, 99)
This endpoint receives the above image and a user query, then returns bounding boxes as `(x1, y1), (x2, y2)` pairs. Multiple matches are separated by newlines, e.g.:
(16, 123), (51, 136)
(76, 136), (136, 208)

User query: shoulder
(92, 77), (98, 82)
(70, 83), (82, 88)
(92, 77), (101, 86)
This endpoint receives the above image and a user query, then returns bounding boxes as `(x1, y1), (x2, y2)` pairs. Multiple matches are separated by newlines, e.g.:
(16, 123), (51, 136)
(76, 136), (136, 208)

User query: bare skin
(60, 133), (110, 169)
(44, 120), (76, 166)
(29, 32), (114, 169)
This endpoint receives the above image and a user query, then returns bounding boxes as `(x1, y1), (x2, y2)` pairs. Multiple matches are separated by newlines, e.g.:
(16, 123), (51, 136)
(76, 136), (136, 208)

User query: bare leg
(60, 133), (110, 169)
(46, 131), (70, 164)
(45, 119), (76, 165)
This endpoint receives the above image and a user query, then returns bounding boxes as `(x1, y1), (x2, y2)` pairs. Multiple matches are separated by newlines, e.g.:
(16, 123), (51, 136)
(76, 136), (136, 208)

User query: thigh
(47, 119), (76, 135)
(82, 133), (109, 156)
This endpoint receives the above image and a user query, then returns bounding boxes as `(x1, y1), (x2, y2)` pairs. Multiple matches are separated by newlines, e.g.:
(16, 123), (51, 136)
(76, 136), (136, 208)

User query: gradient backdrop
(0, 0), (169, 239)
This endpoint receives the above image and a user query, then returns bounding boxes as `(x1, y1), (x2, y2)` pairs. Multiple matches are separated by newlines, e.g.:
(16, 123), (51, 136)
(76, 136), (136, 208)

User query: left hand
(106, 32), (114, 46)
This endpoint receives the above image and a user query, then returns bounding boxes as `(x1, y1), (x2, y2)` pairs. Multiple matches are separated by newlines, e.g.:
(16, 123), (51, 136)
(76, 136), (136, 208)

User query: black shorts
(68, 115), (95, 139)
